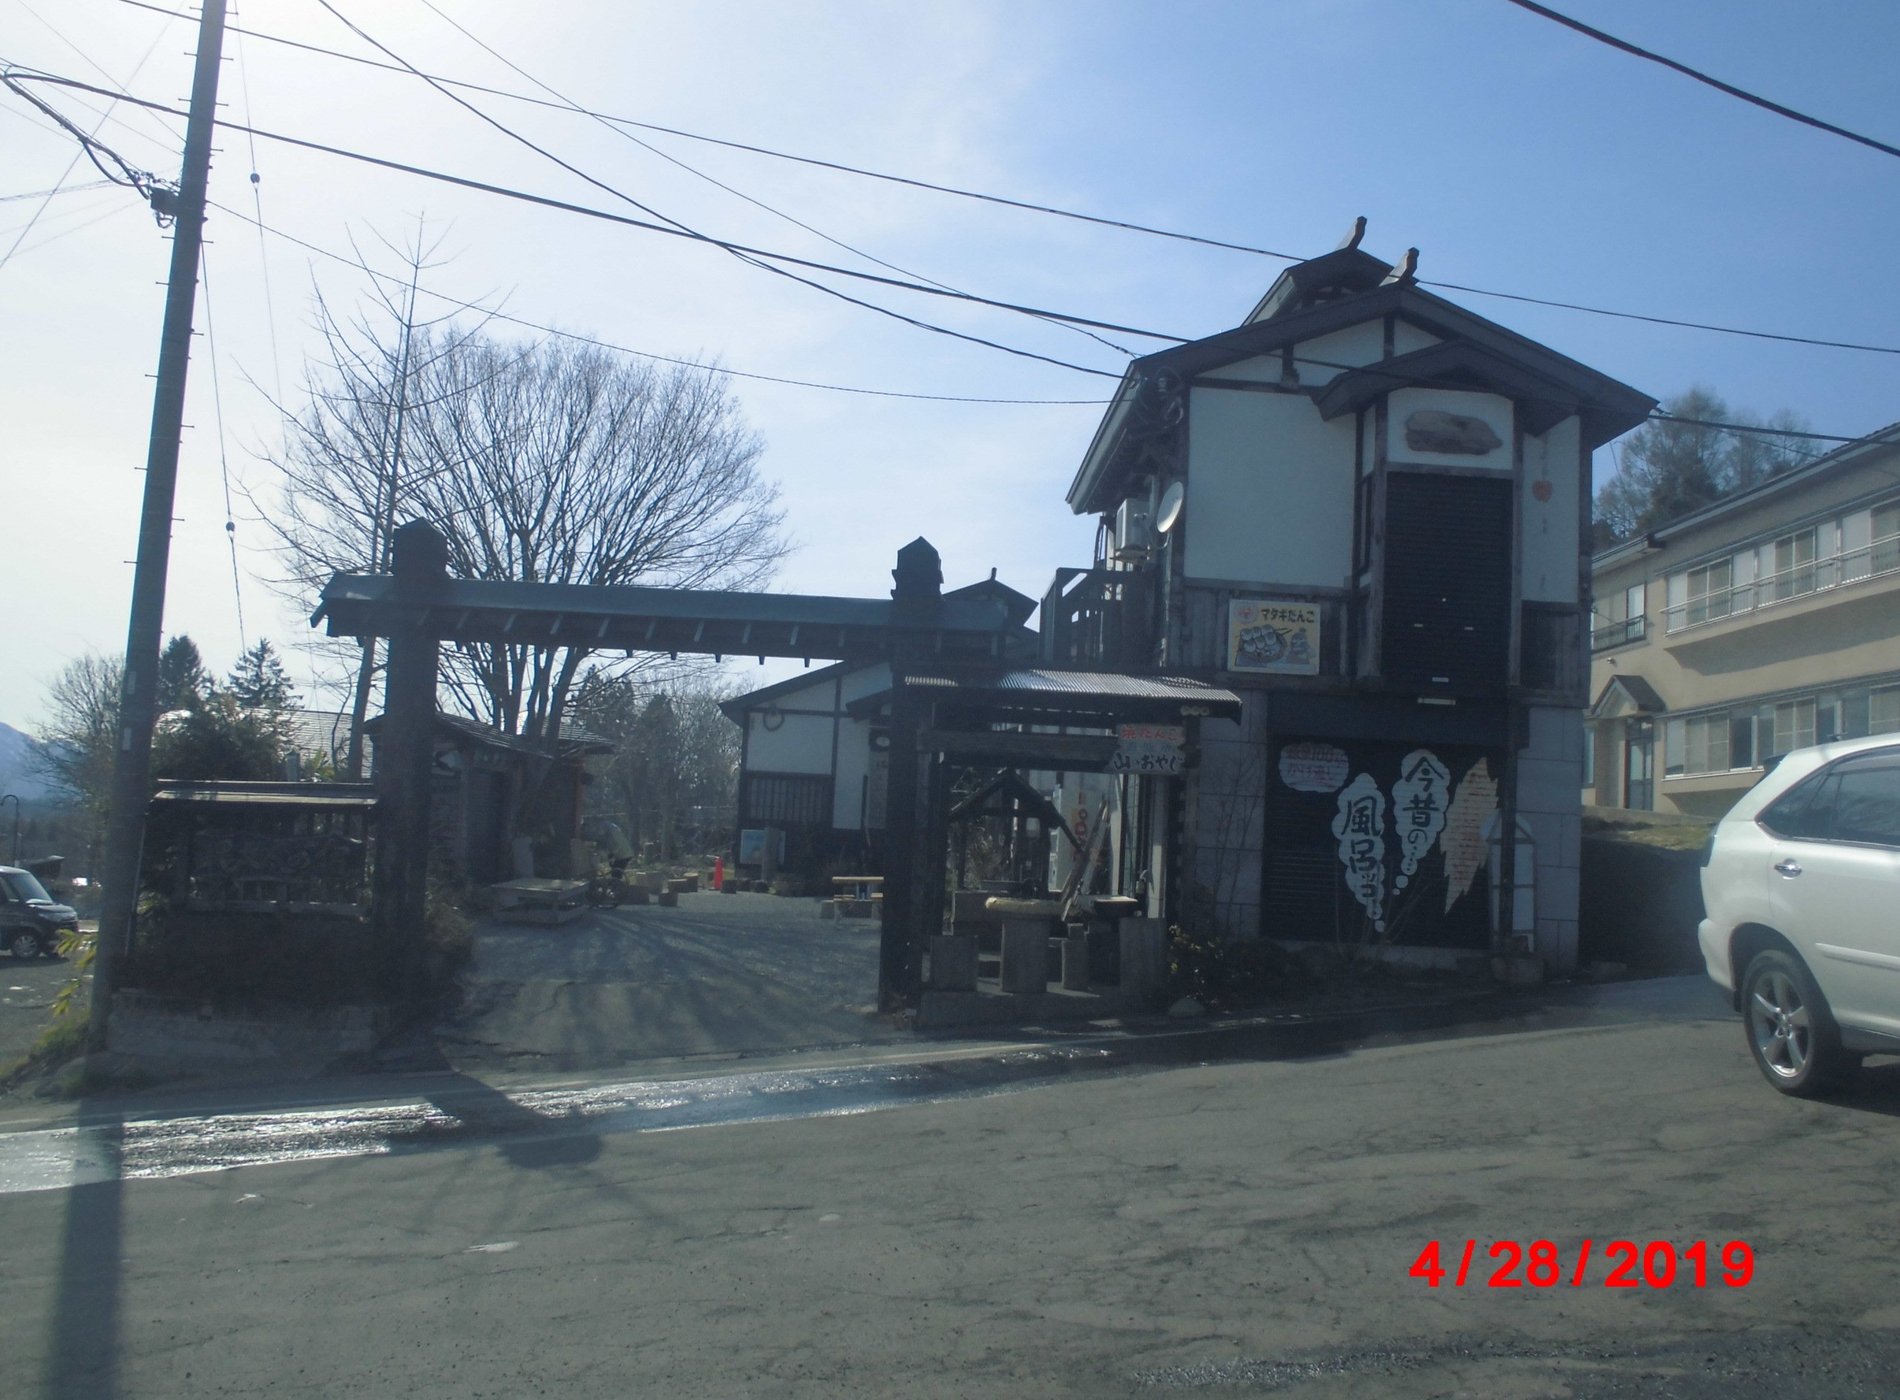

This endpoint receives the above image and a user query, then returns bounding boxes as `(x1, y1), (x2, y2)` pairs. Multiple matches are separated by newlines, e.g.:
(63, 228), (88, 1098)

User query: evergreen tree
(155, 636), (210, 713)
(227, 639), (299, 711)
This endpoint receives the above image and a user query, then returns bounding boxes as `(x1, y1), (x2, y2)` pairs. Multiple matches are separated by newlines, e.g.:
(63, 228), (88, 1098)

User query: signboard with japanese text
(1107, 721), (1186, 775)
(1266, 737), (1501, 950)
(1228, 599), (1320, 675)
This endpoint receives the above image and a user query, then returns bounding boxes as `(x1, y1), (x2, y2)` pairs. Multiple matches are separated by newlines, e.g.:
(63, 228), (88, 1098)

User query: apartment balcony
(1590, 614), (1647, 651)
(1660, 539), (1900, 650)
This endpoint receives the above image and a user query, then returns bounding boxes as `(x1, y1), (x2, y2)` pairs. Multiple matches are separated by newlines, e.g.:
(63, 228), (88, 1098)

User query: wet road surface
(0, 975), (1724, 1195)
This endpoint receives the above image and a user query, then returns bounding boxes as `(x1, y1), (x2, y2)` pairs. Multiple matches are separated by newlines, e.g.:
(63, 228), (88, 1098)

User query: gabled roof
(1589, 673), (1667, 719)
(1067, 246), (1655, 515)
(717, 660), (853, 725)
(1313, 340), (1584, 436)
(363, 710), (612, 757)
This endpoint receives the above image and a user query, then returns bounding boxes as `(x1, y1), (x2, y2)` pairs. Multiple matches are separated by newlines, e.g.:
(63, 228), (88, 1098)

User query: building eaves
(717, 660), (854, 725)
(1068, 281), (1653, 515)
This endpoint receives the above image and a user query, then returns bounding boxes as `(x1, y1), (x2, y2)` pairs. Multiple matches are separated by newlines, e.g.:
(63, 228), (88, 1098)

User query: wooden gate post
(879, 538), (943, 1011)
(374, 521), (446, 1003)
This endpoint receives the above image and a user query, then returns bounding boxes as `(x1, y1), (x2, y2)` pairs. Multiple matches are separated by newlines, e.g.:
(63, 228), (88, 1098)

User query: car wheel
(5, 929), (42, 961)
(1741, 949), (1859, 1097)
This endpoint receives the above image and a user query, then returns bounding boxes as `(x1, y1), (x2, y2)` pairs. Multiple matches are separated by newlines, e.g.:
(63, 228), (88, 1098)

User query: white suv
(1700, 734), (1900, 1097)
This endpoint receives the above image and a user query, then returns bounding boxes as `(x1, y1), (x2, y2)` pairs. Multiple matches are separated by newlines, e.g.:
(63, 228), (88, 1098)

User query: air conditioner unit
(1114, 498), (1154, 558)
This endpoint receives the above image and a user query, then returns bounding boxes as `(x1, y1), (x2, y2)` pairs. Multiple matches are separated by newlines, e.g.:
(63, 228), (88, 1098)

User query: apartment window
(1873, 685), (1900, 736)
(1770, 528), (1817, 601)
(1729, 711), (1755, 769)
(1770, 698), (1817, 759)
(1874, 502), (1900, 576)
(1684, 559), (1732, 626)
(1665, 713), (1731, 777)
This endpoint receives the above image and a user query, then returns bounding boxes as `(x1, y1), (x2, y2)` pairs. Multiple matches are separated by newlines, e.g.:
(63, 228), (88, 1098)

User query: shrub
(1167, 925), (1296, 1011)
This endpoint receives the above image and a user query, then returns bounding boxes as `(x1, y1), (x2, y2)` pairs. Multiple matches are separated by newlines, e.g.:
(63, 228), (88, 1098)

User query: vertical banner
(1331, 773), (1388, 932)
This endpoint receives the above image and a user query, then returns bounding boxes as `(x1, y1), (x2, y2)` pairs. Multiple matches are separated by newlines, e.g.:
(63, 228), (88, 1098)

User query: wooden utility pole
(90, 0), (229, 1048)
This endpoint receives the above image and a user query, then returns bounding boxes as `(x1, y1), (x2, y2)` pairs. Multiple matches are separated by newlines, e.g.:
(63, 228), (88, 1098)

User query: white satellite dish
(1155, 480), (1186, 534)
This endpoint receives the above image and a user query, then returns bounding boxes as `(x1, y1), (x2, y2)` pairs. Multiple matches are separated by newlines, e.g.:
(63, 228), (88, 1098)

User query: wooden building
(1053, 227), (1654, 974)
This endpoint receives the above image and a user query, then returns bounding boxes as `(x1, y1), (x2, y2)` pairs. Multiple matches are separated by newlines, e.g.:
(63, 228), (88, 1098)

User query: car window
(1759, 769), (1837, 840)
(1831, 756), (1900, 846)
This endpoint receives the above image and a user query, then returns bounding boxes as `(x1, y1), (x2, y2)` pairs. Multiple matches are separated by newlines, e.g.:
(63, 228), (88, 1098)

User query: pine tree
(227, 638), (299, 711)
(155, 636), (210, 713)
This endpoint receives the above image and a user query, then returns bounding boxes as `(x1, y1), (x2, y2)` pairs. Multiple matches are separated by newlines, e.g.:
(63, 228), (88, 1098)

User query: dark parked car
(0, 865), (80, 960)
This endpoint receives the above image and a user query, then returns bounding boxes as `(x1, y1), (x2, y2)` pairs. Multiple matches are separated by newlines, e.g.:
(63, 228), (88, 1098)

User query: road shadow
(42, 1105), (123, 1400)
(410, 1070), (604, 1169)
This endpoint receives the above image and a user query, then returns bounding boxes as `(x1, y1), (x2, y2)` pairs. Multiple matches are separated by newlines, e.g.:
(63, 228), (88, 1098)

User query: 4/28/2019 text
(1409, 1239), (1754, 1289)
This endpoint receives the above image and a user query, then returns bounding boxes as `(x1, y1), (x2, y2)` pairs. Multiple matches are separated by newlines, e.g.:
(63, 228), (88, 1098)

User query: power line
(1501, 0), (1900, 163)
(7, 71), (1166, 367)
(0, 177), (116, 202)
(109, 0), (1900, 360)
(409, 0), (1131, 358)
(198, 243), (250, 652)
(206, 197), (1110, 406)
(310, 1), (1131, 376)
(231, 2), (286, 404)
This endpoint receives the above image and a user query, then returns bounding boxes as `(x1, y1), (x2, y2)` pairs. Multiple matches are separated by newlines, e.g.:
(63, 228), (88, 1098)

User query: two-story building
(726, 227), (1653, 979)
(1587, 422), (1900, 818)
(1052, 227), (1652, 976)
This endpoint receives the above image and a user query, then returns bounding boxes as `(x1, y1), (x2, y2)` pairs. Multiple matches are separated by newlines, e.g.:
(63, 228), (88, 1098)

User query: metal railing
(1662, 537), (1900, 635)
(1590, 614), (1646, 650)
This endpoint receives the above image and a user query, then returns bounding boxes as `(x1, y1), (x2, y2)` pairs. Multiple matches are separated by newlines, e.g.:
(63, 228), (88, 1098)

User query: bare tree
(259, 248), (784, 749)
(569, 669), (741, 860)
(34, 652), (123, 861)
(1594, 388), (1815, 546)
(254, 229), (498, 775)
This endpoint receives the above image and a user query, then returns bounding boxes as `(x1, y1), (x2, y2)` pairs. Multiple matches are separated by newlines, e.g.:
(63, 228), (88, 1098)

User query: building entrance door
(1624, 721), (1654, 810)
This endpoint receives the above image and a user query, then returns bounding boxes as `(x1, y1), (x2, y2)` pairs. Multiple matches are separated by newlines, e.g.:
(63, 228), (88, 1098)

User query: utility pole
(90, 0), (229, 1049)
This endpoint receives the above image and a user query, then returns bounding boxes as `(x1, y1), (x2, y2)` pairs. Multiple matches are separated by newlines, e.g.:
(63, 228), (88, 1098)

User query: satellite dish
(1155, 480), (1186, 534)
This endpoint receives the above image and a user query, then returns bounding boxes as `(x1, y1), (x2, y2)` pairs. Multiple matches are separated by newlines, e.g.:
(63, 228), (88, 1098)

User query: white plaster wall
(744, 712), (833, 775)
(1516, 704), (1584, 975)
(1521, 415), (1582, 604)
(1185, 389), (1356, 586)
(1391, 319), (1441, 356)
(840, 663), (892, 706)
(1213, 354), (1282, 384)
(1386, 387), (1513, 470)
(1289, 322), (1385, 385)
(833, 716), (873, 829)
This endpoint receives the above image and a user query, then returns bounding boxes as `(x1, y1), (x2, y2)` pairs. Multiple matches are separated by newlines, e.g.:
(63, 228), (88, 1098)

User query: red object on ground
(713, 856), (725, 891)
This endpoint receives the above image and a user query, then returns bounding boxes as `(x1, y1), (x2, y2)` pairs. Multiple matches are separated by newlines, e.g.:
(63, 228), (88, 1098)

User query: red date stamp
(1409, 1239), (1754, 1289)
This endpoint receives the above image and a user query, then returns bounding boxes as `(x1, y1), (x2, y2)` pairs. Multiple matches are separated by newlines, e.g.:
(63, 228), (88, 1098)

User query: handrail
(1662, 536), (1900, 634)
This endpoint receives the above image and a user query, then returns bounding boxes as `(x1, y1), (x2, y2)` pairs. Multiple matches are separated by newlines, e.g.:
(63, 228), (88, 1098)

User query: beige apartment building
(1587, 421), (1900, 818)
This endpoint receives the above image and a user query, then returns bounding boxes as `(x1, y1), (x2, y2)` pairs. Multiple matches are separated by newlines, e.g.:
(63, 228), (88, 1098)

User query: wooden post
(374, 521), (446, 1004)
(878, 538), (943, 1011)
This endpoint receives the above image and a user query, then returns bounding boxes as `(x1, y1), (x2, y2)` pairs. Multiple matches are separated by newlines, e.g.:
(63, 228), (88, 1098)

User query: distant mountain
(0, 722), (61, 801)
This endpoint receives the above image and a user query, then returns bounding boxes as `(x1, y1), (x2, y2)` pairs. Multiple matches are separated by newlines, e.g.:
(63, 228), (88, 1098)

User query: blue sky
(3, 0), (1896, 726)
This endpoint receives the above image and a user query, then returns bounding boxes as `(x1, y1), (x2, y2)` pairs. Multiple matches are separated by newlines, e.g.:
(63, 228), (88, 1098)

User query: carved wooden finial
(1336, 216), (1367, 252)
(1381, 247), (1419, 286)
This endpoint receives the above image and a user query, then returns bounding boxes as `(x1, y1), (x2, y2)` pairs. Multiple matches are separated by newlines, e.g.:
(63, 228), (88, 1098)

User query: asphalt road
(6, 975), (1900, 1398)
